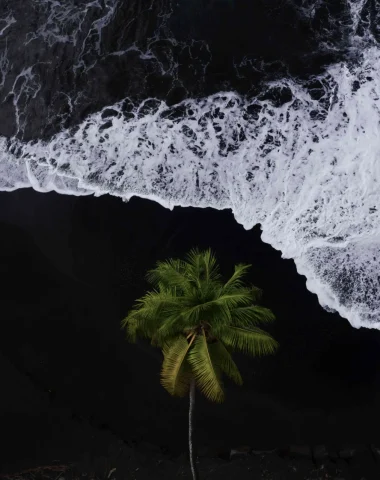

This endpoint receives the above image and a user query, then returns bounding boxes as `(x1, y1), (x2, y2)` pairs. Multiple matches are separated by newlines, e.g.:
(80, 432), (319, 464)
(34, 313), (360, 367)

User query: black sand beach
(1, 189), (380, 477)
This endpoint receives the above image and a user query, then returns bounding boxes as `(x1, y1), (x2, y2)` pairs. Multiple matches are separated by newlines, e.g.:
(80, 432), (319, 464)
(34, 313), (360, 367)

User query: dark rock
(262, 453), (288, 479)
(349, 450), (380, 480)
(204, 457), (261, 480)
(230, 445), (251, 459)
(329, 448), (340, 461)
(321, 461), (344, 478)
(339, 447), (356, 460)
(288, 445), (312, 458)
(252, 448), (277, 455)
(288, 458), (315, 479)
(336, 459), (353, 480)
(313, 444), (329, 462)
(338, 445), (367, 460)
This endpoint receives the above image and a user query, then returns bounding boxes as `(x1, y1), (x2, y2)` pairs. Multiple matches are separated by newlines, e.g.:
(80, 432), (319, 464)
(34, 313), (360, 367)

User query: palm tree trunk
(189, 379), (199, 480)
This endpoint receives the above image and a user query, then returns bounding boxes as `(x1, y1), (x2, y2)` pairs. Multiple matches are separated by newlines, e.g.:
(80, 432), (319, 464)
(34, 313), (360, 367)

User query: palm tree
(121, 249), (278, 480)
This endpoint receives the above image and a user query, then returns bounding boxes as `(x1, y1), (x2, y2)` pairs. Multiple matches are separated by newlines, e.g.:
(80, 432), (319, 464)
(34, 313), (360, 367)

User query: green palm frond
(121, 309), (157, 342)
(214, 289), (253, 309)
(223, 263), (251, 292)
(187, 331), (224, 403)
(174, 290), (253, 332)
(155, 313), (187, 345)
(186, 248), (221, 284)
(184, 249), (202, 288)
(220, 326), (278, 357)
(231, 305), (275, 328)
(161, 335), (194, 397)
(208, 341), (243, 386)
(176, 302), (203, 325)
(200, 248), (220, 282)
(203, 301), (233, 334)
(179, 297), (229, 327)
(121, 289), (178, 341)
(250, 285), (263, 302)
(121, 311), (139, 342)
(147, 259), (189, 292)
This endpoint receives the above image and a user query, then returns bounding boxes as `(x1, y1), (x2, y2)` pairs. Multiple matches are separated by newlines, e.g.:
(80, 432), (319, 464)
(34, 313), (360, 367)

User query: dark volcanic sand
(1, 189), (380, 475)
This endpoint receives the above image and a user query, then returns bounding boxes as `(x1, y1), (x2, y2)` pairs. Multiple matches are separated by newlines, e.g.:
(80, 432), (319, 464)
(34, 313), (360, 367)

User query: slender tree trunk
(189, 379), (199, 480)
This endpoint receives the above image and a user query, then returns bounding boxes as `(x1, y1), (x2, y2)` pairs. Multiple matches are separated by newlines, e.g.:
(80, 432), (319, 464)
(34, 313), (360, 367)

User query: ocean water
(0, 0), (379, 328)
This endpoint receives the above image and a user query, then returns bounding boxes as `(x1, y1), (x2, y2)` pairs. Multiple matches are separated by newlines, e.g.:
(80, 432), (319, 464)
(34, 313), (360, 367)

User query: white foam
(1, 46), (380, 329)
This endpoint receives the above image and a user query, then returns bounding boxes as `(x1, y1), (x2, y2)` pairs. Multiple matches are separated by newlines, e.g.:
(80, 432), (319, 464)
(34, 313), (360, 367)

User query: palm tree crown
(121, 249), (278, 403)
